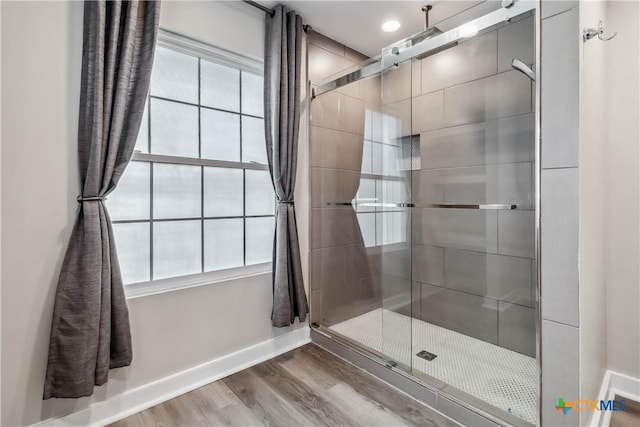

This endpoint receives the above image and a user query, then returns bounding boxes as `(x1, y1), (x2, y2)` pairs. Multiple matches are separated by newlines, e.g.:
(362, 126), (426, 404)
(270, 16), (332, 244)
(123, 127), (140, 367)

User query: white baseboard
(33, 326), (311, 427)
(591, 370), (640, 427)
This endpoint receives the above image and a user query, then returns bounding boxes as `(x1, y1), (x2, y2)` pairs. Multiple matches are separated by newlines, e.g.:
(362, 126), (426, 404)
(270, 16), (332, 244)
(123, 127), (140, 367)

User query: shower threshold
(328, 308), (537, 424)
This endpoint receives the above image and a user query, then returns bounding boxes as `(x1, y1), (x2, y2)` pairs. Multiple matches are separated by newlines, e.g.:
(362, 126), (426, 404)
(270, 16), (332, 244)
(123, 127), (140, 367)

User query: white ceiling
(259, 1), (495, 57)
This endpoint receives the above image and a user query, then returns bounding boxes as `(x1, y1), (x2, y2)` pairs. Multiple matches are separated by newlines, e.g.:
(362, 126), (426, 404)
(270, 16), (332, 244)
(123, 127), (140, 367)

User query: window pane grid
(112, 214), (275, 224)
(147, 95), (264, 121)
(110, 45), (272, 285)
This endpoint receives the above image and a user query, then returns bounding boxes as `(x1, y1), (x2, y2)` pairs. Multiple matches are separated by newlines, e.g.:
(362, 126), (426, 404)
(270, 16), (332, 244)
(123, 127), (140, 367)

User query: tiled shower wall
(309, 14), (537, 358)
(409, 15), (537, 357)
(308, 32), (385, 326)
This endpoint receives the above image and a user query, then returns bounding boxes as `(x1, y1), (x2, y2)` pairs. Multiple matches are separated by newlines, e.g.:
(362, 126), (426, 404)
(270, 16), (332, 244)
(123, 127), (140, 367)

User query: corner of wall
(577, 3), (609, 424)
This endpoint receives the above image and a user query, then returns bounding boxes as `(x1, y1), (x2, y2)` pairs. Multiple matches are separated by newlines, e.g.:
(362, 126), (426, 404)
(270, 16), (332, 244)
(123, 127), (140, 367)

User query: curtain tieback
(278, 200), (294, 204)
(77, 196), (106, 203)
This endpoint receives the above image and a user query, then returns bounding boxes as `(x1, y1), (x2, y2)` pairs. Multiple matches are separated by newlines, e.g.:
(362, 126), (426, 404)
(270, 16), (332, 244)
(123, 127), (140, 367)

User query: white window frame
(120, 29), (272, 300)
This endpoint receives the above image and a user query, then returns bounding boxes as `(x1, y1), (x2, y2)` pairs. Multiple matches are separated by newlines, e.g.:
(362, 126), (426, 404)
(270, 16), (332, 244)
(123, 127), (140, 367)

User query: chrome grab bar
(327, 202), (518, 210)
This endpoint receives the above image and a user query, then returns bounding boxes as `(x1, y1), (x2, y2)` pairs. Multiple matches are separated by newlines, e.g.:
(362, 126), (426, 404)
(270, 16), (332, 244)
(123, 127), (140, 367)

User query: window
(108, 32), (274, 289)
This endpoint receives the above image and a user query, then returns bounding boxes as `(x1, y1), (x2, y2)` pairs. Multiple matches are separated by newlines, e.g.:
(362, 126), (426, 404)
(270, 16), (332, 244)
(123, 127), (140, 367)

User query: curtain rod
(241, 0), (275, 17)
(241, 0), (313, 33)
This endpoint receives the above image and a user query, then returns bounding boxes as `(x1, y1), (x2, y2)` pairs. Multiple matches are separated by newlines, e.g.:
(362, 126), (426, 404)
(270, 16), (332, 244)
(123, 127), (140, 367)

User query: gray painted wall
(0, 2), (308, 426)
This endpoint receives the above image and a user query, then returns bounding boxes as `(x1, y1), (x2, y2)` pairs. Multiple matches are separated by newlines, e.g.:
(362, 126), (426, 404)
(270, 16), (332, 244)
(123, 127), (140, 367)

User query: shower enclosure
(309, 1), (539, 425)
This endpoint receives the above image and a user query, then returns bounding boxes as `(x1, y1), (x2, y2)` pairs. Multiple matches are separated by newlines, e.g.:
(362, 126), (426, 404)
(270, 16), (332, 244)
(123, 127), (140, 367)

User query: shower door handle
(353, 202), (415, 208)
(334, 202), (517, 210)
(426, 203), (518, 210)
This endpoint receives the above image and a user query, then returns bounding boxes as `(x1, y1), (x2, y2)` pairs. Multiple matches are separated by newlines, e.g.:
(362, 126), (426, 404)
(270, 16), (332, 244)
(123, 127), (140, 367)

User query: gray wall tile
(381, 274), (412, 316)
(376, 211), (409, 246)
(498, 302), (536, 357)
(311, 207), (362, 249)
(541, 0), (578, 19)
(442, 162), (533, 209)
(310, 167), (322, 208)
(412, 244), (444, 286)
(498, 16), (535, 73)
(322, 274), (380, 326)
(420, 114), (535, 169)
(420, 31), (498, 94)
(344, 46), (369, 64)
(411, 59), (421, 98)
(420, 284), (499, 344)
(444, 248), (533, 306)
(541, 320), (580, 426)
(310, 246), (345, 291)
(383, 99), (411, 141)
(310, 90), (366, 135)
(382, 60), (411, 103)
(310, 289), (322, 324)
(366, 106), (384, 143)
(332, 72), (363, 99)
(310, 126), (363, 171)
(444, 70), (532, 127)
(380, 244), (411, 279)
(429, 0), (496, 28)
(343, 170), (361, 200)
(309, 32), (345, 57)
(356, 212), (376, 247)
(308, 45), (353, 84)
(311, 167), (360, 207)
(496, 114), (536, 164)
(412, 169), (444, 206)
(413, 208), (498, 253)
(322, 281), (354, 325)
(541, 167), (579, 326)
(311, 167), (363, 208)
(541, 8), (579, 168)
(345, 242), (378, 283)
(498, 210), (535, 258)
(412, 90), (444, 133)
(318, 167), (341, 206)
(361, 76), (382, 105)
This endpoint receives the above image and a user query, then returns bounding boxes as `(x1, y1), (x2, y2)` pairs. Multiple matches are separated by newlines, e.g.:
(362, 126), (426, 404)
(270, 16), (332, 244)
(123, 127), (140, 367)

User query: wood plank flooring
(610, 396), (640, 427)
(110, 344), (457, 427)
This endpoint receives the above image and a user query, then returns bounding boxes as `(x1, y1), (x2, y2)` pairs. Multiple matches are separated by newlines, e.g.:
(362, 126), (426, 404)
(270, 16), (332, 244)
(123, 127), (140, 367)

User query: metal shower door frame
(307, 0), (543, 424)
(314, 0), (536, 98)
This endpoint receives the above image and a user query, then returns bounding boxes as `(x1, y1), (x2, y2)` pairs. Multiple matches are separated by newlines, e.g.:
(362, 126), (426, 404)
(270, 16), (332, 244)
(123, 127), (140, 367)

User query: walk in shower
(309, 1), (539, 425)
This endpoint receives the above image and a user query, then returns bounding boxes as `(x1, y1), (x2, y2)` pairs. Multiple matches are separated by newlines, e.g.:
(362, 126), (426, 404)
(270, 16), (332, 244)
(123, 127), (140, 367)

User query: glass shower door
(383, 8), (538, 423)
(313, 2), (538, 423)
(377, 61), (414, 370)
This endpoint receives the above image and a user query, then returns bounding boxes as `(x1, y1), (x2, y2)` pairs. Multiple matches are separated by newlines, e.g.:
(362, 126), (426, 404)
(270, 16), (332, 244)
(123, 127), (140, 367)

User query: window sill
(125, 262), (272, 300)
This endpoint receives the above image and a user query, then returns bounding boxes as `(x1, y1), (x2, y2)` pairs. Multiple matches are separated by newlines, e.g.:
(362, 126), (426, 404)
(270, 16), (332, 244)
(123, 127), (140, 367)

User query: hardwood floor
(110, 344), (457, 427)
(610, 396), (640, 427)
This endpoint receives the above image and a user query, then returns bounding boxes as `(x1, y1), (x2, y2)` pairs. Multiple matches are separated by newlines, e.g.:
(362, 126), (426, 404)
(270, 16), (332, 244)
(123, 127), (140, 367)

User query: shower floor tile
(330, 308), (537, 424)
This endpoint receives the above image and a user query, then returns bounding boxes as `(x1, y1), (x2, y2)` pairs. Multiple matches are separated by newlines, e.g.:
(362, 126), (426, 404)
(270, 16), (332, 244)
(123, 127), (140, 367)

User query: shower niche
(309, 1), (538, 425)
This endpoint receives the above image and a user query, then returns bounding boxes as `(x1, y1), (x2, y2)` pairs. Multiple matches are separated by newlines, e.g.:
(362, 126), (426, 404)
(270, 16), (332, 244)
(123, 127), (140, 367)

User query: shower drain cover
(416, 350), (438, 361)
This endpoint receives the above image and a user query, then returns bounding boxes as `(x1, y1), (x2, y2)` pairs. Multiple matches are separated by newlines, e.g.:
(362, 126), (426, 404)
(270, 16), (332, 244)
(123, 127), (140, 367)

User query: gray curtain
(265, 5), (308, 327)
(43, 0), (160, 399)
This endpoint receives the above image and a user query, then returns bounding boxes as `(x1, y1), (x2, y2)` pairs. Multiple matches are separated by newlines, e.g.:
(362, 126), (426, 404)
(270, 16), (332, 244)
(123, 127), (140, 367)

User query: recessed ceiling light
(459, 23), (479, 38)
(382, 20), (401, 32)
